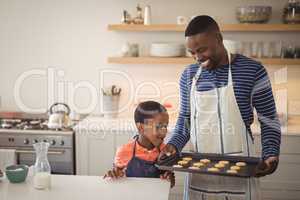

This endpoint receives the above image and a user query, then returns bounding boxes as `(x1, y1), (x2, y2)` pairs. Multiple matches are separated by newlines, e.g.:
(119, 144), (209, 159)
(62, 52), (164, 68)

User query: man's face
(186, 32), (224, 69)
(141, 112), (169, 147)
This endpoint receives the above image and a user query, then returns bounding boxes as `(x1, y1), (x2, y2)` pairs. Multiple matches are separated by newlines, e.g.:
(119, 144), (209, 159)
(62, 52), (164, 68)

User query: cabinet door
(86, 131), (115, 176)
(115, 131), (137, 151)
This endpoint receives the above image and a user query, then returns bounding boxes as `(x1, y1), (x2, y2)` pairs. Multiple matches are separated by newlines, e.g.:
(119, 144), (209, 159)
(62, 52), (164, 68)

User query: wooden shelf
(108, 57), (300, 65)
(107, 24), (300, 32)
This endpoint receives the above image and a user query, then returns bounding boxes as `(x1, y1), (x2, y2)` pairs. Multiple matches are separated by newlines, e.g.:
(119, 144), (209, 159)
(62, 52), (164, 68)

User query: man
(159, 16), (281, 200)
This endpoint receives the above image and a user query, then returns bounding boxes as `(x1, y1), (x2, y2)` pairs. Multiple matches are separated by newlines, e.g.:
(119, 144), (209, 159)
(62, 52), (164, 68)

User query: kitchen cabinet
(254, 134), (300, 200)
(76, 129), (115, 176)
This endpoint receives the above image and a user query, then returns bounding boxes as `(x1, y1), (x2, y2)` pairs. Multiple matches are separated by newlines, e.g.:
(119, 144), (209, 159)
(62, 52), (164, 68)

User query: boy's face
(140, 112), (169, 147)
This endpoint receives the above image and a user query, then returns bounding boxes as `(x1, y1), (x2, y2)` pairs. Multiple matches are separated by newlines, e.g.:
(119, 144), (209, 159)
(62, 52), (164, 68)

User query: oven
(0, 130), (76, 175)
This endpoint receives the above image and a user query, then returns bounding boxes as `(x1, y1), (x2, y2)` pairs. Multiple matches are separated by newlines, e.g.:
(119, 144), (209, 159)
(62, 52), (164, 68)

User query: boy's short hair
(134, 101), (167, 124)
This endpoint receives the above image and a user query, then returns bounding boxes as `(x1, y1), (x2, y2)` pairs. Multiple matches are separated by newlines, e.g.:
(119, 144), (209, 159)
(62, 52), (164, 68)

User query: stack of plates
(150, 43), (185, 57)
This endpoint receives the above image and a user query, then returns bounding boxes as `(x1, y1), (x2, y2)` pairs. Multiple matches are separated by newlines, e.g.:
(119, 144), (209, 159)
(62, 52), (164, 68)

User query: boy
(104, 101), (175, 187)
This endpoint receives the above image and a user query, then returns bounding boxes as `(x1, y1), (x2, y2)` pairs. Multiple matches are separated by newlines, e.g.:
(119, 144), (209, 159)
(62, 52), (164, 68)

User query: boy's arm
(104, 144), (131, 179)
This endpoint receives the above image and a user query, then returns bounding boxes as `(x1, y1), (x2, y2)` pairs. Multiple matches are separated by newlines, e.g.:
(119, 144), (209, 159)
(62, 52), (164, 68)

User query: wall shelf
(107, 24), (300, 32)
(108, 57), (300, 65)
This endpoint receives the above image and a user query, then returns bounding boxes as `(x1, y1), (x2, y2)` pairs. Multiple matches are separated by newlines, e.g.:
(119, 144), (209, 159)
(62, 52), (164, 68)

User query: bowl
(5, 164), (28, 183)
(150, 43), (185, 57)
(236, 6), (272, 23)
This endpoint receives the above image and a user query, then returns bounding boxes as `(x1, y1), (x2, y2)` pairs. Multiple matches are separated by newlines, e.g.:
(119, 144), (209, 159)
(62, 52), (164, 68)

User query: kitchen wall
(0, 0), (299, 119)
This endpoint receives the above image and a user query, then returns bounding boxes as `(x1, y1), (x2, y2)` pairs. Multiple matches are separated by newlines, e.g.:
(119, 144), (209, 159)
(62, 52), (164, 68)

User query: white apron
(184, 52), (261, 200)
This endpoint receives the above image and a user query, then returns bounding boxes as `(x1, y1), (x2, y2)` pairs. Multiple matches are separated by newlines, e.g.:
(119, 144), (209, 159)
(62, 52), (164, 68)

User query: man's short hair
(185, 15), (220, 37)
(134, 101), (167, 124)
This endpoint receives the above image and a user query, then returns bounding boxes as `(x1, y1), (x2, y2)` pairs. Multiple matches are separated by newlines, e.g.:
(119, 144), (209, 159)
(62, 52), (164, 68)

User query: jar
(283, 0), (300, 24)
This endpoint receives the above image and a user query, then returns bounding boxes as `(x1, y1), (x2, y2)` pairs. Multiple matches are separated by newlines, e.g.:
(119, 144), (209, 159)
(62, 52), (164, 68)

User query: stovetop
(0, 112), (73, 132)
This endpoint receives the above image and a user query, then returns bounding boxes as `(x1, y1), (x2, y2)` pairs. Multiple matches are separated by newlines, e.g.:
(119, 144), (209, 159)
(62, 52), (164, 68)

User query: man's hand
(0, 169), (3, 177)
(160, 171), (175, 188)
(158, 144), (177, 161)
(103, 167), (125, 179)
(255, 156), (279, 177)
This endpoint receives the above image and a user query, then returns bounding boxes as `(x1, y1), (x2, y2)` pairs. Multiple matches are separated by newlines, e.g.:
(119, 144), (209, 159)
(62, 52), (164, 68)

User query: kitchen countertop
(0, 175), (170, 200)
(74, 115), (300, 136)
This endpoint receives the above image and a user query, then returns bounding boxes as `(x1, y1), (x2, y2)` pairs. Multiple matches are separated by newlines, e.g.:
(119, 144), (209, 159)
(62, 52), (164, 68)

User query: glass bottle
(283, 0), (300, 24)
(33, 142), (51, 190)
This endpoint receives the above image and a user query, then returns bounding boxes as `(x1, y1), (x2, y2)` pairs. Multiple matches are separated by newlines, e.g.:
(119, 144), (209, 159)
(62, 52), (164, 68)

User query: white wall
(0, 0), (299, 118)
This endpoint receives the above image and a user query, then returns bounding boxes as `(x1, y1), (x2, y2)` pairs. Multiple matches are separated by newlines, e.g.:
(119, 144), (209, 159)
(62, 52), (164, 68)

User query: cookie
(236, 162), (247, 167)
(182, 157), (193, 161)
(193, 162), (204, 168)
(226, 169), (238, 174)
(200, 159), (211, 164)
(177, 160), (189, 167)
(214, 163), (225, 168)
(207, 167), (219, 172)
(219, 160), (229, 165)
(230, 166), (241, 171)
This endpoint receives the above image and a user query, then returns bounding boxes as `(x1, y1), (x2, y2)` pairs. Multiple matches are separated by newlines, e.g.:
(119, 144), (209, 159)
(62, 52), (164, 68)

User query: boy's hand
(160, 171), (175, 188)
(103, 167), (125, 179)
(158, 144), (177, 161)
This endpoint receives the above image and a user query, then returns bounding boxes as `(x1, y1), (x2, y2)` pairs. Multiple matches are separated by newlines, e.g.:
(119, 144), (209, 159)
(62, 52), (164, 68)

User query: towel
(0, 149), (16, 170)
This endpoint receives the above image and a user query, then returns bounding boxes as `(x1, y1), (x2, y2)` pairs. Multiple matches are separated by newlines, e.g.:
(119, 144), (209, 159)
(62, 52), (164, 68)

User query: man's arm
(252, 65), (281, 176)
(167, 67), (192, 152)
(252, 65), (281, 160)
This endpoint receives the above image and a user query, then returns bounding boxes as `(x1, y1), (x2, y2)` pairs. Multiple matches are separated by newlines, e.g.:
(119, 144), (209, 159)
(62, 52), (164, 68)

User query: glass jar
(33, 142), (51, 190)
(283, 0), (300, 24)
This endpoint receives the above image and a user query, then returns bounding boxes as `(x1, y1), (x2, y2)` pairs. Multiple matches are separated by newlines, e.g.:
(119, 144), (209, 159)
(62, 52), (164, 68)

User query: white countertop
(0, 175), (170, 200)
(75, 115), (300, 136)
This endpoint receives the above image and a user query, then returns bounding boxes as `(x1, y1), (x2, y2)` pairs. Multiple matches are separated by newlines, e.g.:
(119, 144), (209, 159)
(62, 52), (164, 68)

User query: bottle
(144, 5), (151, 25)
(33, 142), (51, 190)
(283, 0), (300, 24)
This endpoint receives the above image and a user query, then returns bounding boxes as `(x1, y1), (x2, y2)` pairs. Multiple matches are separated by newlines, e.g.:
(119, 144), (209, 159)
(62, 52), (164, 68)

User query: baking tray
(156, 152), (261, 178)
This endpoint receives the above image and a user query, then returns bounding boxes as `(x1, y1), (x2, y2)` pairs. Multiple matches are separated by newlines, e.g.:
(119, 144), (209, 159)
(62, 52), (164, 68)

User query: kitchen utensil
(111, 85), (122, 96)
(5, 164), (28, 183)
(144, 5), (151, 25)
(150, 43), (185, 57)
(236, 6), (272, 23)
(121, 10), (131, 24)
(48, 103), (71, 129)
(283, 0), (300, 24)
(156, 152), (261, 178)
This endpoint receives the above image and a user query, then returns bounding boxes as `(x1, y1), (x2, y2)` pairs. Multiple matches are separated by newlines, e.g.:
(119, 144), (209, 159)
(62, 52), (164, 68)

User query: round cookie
(236, 162), (247, 167)
(193, 162), (204, 168)
(219, 160), (229, 165)
(226, 169), (238, 174)
(177, 160), (189, 167)
(182, 157), (193, 161)
(214, 163), (225, 169)
(230, 166), (241, 171)
(207, 167), (219, 172)
(200, 159), (211, 164)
